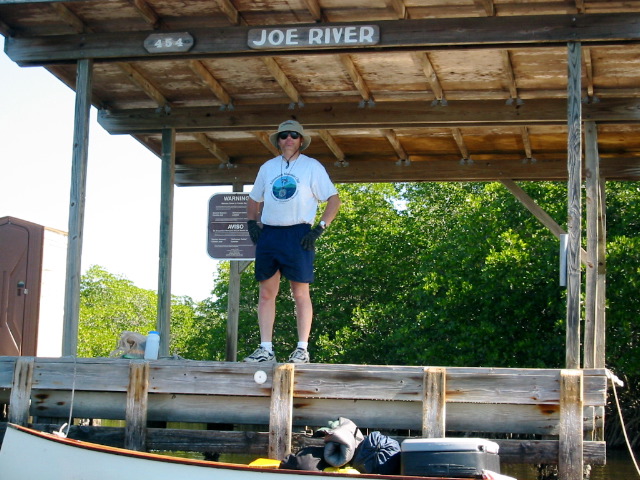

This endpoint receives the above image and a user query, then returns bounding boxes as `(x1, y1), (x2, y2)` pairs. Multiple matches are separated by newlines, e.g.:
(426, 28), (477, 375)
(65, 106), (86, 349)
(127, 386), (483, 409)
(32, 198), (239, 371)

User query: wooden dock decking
(0, 357), (607, 473)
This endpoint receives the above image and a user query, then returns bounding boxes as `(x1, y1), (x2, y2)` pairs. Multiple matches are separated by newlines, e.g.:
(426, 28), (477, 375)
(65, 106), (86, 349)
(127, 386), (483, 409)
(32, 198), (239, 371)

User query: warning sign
(207, 193), (255, 260)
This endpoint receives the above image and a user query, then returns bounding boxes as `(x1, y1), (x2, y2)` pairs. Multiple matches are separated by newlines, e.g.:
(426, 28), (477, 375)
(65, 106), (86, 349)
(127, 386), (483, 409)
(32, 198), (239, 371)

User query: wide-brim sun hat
(269, 120), (311, 151)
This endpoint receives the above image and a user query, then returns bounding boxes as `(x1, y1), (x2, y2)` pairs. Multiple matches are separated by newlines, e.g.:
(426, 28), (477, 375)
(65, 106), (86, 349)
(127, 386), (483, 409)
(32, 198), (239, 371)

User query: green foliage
(78, 265), (224, 359)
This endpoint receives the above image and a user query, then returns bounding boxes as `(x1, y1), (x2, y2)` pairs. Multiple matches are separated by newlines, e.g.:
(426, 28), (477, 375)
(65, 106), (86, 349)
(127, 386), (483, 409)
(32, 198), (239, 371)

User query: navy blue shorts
(255, 224), (315, 283)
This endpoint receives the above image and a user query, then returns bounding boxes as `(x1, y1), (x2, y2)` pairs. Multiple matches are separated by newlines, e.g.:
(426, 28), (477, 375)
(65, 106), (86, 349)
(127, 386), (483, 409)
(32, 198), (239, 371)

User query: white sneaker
(287, 348), (310, 364)
(243, 346), (276, 363)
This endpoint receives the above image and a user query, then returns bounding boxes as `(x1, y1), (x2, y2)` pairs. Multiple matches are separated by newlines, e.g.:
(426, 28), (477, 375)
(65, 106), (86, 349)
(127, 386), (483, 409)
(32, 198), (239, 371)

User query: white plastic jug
(144, 331), (160, 360)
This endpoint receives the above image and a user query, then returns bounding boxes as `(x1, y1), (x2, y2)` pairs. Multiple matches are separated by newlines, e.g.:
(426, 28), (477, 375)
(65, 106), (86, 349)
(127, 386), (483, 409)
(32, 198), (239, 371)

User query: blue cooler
(401, 438), (500, 478)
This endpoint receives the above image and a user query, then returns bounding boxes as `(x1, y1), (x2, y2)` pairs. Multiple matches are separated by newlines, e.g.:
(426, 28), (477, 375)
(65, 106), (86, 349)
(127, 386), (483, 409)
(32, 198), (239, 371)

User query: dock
(0, 356), (607, 476)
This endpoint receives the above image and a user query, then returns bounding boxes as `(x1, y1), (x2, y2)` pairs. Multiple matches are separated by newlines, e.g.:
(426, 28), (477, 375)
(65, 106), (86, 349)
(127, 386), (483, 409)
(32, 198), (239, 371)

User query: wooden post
(226, 182), (245, 362)
(559, 369), (583, 480)
(595, 180), (607, 369)
(422, 367), (446, 438)
(269, 363), (294, 460)
(565, 42), (582, 369)
(125, 361), (150, 451)
(584, 121), (599, 369)
(157, 128), (175, 358)
(8, 357), (34, 426)
(62, 58), (93, 356)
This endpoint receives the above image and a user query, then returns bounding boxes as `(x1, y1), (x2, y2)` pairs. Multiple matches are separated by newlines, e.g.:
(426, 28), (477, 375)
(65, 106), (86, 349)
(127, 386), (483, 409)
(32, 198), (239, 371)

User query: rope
(610, 371), (640, 478)
(53, 356), (77, 438)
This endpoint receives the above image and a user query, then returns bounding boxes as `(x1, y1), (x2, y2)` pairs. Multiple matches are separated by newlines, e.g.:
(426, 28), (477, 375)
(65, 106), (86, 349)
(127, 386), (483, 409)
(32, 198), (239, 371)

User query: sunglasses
(278, 131), (301, 140)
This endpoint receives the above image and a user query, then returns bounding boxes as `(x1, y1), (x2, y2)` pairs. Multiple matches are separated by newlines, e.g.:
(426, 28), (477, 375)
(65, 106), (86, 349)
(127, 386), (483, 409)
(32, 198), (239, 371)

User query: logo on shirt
(273, 174), (298, 200)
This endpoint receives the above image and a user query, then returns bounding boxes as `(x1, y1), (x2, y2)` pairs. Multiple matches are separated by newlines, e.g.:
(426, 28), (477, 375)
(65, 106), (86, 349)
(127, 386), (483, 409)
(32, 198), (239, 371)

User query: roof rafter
(193, 133), (230, 163)
(339, 54), (374, 104)
(215, 0), (245, 26)
(412, 52), (445, 102)
(501, 50), (519, 102)
(317, 130), (346, 163)
(262, 57), (303, 106)
(474, 0), (495, 16)
(129, 0), (162, 29)
(254, 131), (279, 156)
(451, 128), (470, 160)
(386, 0), (407, 19)
(189, 60), (233, 107)
(382, 129), (409, 161)
(302, 0), (324, 22)
(117, 62), (170, 106)
(520, 126), (534, 159)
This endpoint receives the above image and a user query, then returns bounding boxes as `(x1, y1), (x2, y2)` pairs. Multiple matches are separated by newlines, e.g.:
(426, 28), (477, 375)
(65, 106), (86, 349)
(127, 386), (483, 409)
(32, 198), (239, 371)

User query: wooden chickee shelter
(2, 1), (640, 479)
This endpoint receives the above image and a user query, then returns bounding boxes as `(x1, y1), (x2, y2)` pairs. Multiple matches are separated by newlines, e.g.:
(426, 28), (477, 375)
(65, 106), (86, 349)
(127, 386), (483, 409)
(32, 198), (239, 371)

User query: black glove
(247, 220), (262, 245)
(301, 225), (324, 251)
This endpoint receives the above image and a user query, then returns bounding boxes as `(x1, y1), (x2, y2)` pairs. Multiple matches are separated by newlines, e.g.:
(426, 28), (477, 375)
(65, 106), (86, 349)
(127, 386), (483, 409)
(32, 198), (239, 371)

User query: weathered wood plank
(559, 369), (584, 480)
(565, 41), (583, 370)
(269, 364), (294, 460)
(6, 14), (640, 65)
(8, 357), (34, 426)
(125, 362), (149, 451)
(25, 359), (607, 406)
(62, 58), (93, 356)
(97, 98), (640, 135)
(422, 367), (446, 437)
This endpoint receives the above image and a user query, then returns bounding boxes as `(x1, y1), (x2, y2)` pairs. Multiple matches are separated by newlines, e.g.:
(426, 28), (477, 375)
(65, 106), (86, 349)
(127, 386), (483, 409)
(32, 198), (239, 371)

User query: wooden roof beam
(302, 0), (324, 22)
(0, 15), (13, 36)
(193, 133), (230, 164)
(254, 131), (279, 157)
(117, 62), (170, 107)
(501, 50), (521, 105)
(386, 0), (408, 20)
(189, 60), (234, 108)
(50, 2), (87, 33)
(583, 47), (596, 101)
(521, 126), (534, 160)
(339, 54), (375, 106)
(8, 14), (640, 65)
(451, 128), (470, 162)
(261, 57), (304, 107)
(317, 130), (347, 165)
(129, 0), (162, 29)
(215, 0), (246, 26)
(98, 97), (640, 134)
(474, 0), (495, 16)
(412, 52), (446, 104)
(382, 129), (409, 163)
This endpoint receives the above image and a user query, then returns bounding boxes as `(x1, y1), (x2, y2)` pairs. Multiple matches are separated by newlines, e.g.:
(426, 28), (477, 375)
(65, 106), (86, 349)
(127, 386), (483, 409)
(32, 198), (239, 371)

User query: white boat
(0, 424), (514, 480)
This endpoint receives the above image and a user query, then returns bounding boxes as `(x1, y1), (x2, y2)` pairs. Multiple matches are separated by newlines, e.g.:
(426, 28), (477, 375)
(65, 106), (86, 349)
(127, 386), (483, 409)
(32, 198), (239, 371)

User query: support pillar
(62, 59), (93, 357)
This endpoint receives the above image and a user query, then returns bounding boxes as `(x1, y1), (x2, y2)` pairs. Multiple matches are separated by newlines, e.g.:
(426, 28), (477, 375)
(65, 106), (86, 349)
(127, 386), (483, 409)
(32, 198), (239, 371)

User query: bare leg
(290, 280), (312, 342)
(258, 272), (281, 342)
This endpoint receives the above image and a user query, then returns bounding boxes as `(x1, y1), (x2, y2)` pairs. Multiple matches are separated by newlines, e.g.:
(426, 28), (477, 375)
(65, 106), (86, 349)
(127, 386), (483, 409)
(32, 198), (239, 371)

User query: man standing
(245, 120), (340, 363)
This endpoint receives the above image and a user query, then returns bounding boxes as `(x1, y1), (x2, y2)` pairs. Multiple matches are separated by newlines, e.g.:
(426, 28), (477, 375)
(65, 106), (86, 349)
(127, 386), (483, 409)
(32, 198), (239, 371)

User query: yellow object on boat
(323, 466), (360, 474)
(249, 458), (282, 468)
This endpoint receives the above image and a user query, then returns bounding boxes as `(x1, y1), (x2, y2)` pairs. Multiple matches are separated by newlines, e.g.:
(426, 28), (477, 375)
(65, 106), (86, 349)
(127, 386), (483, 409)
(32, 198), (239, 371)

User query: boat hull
(0, 424), (504, 480)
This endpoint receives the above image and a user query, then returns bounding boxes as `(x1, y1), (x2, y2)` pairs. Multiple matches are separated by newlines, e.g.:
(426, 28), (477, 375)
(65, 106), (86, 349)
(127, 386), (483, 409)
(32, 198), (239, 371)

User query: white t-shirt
(249, 154), (338, 226)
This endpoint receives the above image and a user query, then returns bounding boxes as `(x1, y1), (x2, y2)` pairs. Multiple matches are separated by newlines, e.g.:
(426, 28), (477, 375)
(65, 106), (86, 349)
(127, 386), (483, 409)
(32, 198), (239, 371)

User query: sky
(0, 37), (235, 302)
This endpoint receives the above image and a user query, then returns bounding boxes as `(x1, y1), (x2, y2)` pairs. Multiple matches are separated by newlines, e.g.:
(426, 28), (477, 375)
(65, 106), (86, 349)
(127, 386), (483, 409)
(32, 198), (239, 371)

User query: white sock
(260, 342), (273, 353)
(297, 342), (308, 351)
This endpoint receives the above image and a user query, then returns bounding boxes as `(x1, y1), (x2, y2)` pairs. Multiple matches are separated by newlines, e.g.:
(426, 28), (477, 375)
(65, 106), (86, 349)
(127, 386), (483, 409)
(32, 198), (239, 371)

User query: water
(501, 448), (639, 480)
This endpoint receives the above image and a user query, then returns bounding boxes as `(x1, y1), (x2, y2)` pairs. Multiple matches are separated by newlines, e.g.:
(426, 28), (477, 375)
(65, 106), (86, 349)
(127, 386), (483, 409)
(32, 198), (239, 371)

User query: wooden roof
(3, 0), (640, 185)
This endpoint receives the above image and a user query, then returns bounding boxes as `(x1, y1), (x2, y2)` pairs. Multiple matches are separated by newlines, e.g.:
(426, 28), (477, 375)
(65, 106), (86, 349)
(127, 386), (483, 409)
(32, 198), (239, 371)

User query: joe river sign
(248, 25), (379, 49)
